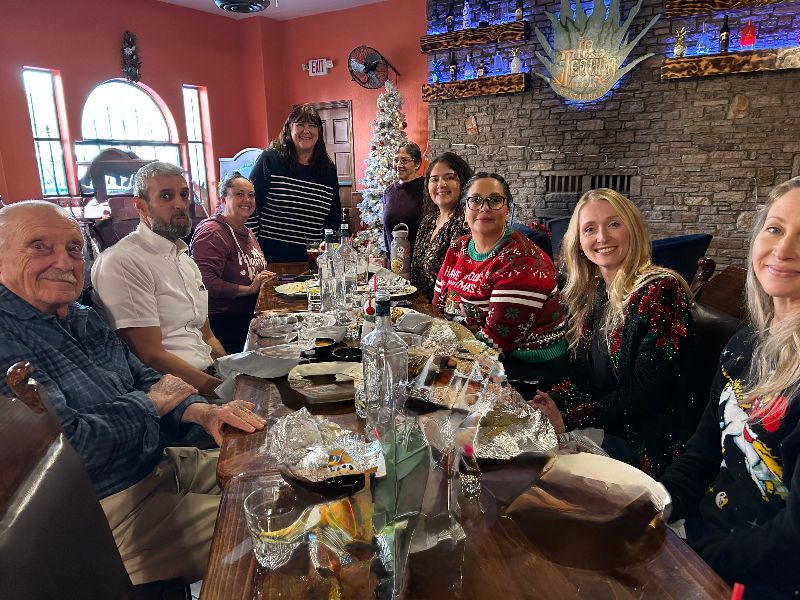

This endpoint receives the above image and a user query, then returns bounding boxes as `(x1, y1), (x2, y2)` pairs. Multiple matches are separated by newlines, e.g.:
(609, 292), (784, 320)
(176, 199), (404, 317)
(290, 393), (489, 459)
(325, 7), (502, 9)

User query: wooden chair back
(0, 362), (133, 599)
(691, 258), (748, 320)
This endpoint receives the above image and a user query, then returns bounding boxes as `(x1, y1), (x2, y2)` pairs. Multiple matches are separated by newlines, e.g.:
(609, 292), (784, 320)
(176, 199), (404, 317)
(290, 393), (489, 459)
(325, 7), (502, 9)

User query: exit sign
(307, 58), (332, 76)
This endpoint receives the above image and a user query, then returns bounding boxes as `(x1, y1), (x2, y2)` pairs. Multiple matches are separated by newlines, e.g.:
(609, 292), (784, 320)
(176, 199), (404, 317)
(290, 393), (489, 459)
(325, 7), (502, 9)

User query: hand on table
(530, 390), (566, 434)
(147, 374), (199, 416)
(182, 400), (266, 445)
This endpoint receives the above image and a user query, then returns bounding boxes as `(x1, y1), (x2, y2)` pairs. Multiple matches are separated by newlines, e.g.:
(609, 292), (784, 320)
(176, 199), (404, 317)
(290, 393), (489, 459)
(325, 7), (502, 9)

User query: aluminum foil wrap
(421, 319), (460, 357)
(263, 408), (384, 482)
(473, 389), (558, 460)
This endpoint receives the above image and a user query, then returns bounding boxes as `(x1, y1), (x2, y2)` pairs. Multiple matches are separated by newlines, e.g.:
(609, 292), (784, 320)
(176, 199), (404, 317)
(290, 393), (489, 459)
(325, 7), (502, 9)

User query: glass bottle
(462, 0), (471, 30)
(492, 48), (506, 75)
(740, 19), (756, 49)
(448, 52), (458, 82)
(719, 15), (730, 53)
(361, 291), (408, 442)
(446, 2), (455, 32)
(695, 21), (710, 55)
(334, 222), (358, 309)
(317, 229), (338, 313)
(464, 52), (477, 79)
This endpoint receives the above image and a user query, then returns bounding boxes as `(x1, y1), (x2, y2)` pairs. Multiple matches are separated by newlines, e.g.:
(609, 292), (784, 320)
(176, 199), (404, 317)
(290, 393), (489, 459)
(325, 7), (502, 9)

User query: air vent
(589, 174), (634, 195)
(545, 174), (582, 194)
(214, 0), (270, 13)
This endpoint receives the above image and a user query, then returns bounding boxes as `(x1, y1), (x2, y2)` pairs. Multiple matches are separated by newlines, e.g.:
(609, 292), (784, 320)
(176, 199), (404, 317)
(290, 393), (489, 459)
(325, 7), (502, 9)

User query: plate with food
(275, 279), (319, 297)
(288, 362), (363, 404)
(251, 311), (336, 338)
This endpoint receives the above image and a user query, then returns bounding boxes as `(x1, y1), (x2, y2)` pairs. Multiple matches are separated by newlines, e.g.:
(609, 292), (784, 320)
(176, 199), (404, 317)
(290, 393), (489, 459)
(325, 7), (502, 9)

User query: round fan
(348, 45), (400, 89)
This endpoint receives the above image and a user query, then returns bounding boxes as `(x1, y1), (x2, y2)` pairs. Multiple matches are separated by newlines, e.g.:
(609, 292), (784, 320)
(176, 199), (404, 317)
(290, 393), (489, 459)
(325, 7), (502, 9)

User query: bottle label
(375, 301), (391, 317)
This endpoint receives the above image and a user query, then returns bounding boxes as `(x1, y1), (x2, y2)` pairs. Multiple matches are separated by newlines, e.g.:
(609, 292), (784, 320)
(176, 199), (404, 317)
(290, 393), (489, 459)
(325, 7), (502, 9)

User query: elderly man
(0, 201), (265, 584)
(92, 161), (224, 396)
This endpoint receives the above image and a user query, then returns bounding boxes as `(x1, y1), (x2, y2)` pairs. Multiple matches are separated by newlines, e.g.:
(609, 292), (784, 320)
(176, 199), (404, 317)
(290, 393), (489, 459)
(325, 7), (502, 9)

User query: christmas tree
(355, 81), (409, 257)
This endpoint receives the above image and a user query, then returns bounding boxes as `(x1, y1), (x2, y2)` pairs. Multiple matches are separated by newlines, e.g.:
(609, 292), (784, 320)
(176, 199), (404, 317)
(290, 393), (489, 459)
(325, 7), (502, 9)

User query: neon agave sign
(534, 0), (660, 102)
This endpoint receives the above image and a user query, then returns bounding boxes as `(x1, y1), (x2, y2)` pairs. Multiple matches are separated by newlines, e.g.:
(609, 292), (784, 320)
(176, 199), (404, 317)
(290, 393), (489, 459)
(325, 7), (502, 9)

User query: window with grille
(182, 86), (210, 210)
(22, 68), (69, 196)
(76, 79), (181, 193)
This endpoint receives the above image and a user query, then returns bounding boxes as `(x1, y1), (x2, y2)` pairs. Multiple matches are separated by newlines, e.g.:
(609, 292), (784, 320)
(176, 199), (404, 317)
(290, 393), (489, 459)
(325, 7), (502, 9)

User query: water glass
(355, 253), (369, 287)
(296, 322), (316, 352)
(243, 484), (302, 570)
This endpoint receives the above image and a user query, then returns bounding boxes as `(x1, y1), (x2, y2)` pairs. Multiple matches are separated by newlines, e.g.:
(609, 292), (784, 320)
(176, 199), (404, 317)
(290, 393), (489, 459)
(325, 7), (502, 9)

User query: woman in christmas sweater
(411, 152), (472, 300)
(659, 178), (800, 597)
(432, 173), (568, 392)
(532, 188), (695, 477)
(191, 172), (274, 353)
(247, 104), (341, 262)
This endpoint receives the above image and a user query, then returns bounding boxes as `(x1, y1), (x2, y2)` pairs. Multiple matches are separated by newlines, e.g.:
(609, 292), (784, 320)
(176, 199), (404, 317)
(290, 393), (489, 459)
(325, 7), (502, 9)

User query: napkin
(214, 345), (301, 400)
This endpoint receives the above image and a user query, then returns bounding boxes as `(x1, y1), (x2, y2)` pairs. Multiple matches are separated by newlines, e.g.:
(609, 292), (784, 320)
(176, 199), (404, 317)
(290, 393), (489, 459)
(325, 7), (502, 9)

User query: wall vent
(544, 173), (640, 197)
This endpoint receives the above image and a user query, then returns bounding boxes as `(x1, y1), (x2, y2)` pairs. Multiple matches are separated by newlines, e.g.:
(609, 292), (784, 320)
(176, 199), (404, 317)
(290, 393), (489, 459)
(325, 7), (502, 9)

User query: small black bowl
(332, 347), (362, 362)
(313, 337), (336, 359)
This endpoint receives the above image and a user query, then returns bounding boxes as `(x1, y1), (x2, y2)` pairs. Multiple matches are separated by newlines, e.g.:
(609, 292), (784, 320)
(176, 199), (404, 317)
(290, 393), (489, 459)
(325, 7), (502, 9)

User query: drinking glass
(306, 237), (322, 275)
(296, 321), (316, 352)
(243, 484), (302, 570)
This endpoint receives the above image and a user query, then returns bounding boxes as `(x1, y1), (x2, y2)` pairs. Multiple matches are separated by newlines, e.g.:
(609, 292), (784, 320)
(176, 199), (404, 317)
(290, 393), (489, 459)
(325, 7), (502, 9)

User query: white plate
(274, 280), (319, 297)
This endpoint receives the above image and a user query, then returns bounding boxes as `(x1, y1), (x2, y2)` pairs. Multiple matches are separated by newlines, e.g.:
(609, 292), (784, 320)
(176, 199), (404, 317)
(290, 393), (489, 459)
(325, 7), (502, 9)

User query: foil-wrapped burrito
(263, 408), (384, 482)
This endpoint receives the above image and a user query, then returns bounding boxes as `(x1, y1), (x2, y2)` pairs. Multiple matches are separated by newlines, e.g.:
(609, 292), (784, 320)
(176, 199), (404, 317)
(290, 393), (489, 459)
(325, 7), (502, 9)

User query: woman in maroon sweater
(191, 172), (274, 353)
(433, 172), (568, 393)
(382, 141), (424, 256)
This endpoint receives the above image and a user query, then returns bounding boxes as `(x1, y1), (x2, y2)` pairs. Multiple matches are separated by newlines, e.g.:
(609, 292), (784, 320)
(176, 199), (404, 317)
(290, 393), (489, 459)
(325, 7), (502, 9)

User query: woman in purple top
(382, 141), (425, 256)
(191, 172), (275, 353)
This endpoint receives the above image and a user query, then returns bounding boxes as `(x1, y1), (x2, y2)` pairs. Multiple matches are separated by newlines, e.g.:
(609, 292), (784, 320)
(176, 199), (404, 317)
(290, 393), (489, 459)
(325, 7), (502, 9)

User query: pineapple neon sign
(535, 0), (660, 102)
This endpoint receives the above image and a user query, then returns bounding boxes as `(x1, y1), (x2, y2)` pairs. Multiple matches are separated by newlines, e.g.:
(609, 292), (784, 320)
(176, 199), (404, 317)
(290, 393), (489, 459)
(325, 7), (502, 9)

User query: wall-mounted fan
(348, 45), (400, 89)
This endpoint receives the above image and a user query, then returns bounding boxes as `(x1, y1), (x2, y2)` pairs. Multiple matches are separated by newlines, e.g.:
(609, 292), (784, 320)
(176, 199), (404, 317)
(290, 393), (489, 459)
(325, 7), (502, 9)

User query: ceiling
(156, 0), (388, 21)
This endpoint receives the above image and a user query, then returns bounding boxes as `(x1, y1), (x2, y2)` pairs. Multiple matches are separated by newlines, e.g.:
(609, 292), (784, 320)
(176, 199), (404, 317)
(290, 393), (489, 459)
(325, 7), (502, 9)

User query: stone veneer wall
(425, 0), (800, 265)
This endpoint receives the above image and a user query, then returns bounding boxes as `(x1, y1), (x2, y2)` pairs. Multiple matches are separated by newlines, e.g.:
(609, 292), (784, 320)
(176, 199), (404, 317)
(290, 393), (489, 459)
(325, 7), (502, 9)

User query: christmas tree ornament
(673, 27), (686, 58)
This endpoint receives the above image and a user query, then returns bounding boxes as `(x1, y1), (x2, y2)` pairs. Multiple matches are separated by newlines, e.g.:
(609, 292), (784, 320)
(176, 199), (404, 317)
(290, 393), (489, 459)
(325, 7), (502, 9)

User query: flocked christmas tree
(355, 81), (409, 257)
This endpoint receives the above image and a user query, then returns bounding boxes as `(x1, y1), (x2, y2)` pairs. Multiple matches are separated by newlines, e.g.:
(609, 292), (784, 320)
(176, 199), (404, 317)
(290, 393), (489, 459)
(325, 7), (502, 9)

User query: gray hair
(133, 161), (183, 201)
(0, 200), (77, 251)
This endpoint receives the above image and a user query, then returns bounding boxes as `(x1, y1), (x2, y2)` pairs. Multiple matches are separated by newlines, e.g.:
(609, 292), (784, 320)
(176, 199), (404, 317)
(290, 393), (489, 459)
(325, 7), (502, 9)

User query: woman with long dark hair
(247, 104), (341, 262)
(410, 152), (472, 299)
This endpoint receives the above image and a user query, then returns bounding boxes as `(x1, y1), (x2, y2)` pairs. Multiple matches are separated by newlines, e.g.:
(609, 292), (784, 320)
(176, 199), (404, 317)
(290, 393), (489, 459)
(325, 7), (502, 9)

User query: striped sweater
(247, 149), (341, 262)
(432, 230), (566, 360)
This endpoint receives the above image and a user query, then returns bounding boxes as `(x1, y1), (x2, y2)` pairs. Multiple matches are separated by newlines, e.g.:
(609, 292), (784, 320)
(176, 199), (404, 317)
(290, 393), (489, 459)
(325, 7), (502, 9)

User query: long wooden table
(201, 283), (731, 600)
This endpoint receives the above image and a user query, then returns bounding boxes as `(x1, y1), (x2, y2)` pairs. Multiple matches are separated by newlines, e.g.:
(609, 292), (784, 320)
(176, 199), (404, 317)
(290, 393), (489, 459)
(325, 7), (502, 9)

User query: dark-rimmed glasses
(465, 195), (508, 210)
(394, 157), (416, 165)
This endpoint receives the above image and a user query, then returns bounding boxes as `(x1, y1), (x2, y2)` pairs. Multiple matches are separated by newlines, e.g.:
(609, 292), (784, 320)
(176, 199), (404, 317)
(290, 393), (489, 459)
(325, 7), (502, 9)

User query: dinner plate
(275, 280), (319, 297)
(288, 362), (363, 404)
(357, 283), (418, 298)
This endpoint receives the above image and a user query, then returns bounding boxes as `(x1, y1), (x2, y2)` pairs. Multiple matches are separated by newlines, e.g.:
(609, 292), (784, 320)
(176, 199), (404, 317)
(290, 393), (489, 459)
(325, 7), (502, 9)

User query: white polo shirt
(91, 223), (213, 370)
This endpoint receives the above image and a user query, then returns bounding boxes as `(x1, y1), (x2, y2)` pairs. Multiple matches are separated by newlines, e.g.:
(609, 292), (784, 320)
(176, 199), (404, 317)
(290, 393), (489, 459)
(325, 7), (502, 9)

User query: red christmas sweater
(432, 230), (566, 360)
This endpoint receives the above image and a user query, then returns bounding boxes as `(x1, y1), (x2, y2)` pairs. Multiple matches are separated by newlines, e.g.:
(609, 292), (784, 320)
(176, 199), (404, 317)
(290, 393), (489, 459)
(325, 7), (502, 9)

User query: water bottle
(360, 291), (408, 441)
(334, 222), (358, 310)
(317, 229), (337, 312)
(390, 223), (411, 280)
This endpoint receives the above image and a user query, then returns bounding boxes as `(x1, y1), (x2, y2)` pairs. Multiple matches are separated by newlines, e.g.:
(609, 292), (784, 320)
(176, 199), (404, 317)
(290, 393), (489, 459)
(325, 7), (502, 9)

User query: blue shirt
(0, 285), (207, 498)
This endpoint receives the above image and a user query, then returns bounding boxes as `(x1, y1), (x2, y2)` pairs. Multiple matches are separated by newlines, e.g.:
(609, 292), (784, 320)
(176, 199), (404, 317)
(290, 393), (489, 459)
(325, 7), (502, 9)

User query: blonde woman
(659, 178), (800, 596)
(532, 188), (694, 477)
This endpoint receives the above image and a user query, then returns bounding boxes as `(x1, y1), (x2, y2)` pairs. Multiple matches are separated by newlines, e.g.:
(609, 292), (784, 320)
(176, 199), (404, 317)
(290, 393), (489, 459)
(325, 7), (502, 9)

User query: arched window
(75, 80), (181, 196)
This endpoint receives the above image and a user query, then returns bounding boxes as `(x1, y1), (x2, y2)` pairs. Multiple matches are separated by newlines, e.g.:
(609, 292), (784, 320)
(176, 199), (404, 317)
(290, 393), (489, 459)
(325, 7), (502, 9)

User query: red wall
(272, 0), (429, 186)
(0, 0), (429, 202)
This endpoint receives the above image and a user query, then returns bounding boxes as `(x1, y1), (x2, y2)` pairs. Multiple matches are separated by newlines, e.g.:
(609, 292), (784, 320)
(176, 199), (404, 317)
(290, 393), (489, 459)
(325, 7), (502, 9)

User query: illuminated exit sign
(304, 58), (333, 76)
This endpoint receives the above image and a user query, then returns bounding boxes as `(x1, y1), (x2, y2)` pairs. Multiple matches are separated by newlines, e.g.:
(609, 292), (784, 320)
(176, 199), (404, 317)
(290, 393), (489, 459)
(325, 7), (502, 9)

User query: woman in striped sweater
(247, 104), (341, 262)
(432, 173), (568, 393)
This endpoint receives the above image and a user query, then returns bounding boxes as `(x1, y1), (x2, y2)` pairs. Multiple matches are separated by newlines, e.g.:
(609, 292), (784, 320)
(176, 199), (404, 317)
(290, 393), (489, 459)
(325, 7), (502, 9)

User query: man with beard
(93, 162), (225, 396)
(0, 200), (265, 584)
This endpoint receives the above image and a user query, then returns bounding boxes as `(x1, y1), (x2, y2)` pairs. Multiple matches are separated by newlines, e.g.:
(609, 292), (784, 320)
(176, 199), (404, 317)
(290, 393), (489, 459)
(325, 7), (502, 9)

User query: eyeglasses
(395, 158), (416, 166)
(292, 122), (320, 130)
(464, 195), (508, 210)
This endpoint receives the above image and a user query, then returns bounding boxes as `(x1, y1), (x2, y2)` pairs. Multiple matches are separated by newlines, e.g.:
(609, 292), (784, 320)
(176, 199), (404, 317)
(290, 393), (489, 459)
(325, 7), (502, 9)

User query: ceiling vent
(214, 0), (270, 13)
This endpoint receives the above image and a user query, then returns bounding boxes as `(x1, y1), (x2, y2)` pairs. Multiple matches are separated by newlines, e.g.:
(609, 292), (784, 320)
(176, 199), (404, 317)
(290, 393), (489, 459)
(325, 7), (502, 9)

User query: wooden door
(312, 101), (356, 230)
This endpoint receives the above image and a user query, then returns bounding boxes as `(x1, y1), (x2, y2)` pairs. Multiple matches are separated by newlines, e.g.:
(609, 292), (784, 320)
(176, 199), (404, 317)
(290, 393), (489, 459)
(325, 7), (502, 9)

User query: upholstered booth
(651, 233), (713, 284)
